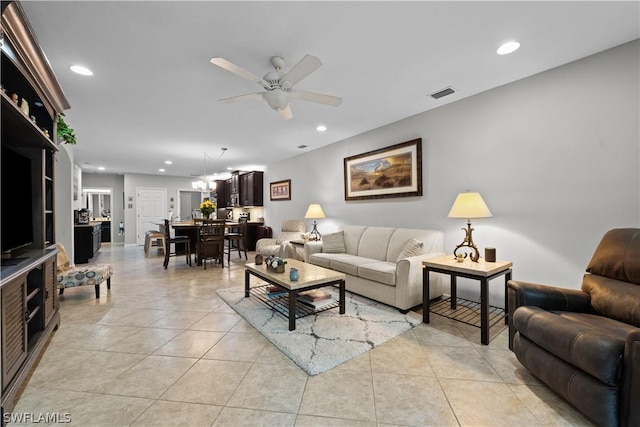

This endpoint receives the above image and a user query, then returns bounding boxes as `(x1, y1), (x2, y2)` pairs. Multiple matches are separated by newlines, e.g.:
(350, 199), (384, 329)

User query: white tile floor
(9, 244), (596, 426)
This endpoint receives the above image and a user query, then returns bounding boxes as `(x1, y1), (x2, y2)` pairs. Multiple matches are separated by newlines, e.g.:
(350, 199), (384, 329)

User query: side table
(423, 255), (513, 345)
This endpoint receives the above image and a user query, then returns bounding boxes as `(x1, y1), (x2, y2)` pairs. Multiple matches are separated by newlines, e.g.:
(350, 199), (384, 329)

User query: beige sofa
(304, 225), (446, 311)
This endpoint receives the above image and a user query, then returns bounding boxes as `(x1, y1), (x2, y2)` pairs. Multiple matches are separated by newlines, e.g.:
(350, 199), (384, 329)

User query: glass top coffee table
(245, 259), (346, 330)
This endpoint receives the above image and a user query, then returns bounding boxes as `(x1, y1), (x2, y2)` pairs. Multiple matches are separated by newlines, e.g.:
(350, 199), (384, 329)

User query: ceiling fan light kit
(210, 54), (342, 120)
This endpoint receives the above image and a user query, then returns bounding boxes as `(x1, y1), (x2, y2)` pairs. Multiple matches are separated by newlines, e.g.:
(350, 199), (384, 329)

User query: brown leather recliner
(508, 228), (640, 427)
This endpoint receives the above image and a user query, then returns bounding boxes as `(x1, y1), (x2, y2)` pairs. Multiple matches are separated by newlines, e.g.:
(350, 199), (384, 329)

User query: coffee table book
(297, 295), (338, 309)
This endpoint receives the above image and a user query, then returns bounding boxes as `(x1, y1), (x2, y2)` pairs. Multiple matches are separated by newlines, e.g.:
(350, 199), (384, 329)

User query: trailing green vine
(57, 113), (77, 145)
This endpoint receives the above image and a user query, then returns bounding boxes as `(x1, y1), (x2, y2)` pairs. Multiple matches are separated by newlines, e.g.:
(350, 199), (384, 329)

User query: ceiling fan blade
(210, 57), (270, 88)
(218, 92), (263, 104)
(281, 54), (322, 86)
(278, 105), (293, 120)
(290, 89), (342, 106)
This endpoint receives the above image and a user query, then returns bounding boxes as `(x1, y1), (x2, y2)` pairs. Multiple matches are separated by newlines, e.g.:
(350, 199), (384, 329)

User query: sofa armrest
(621, 328), (640, 427)
(507, 280), (592, 350)
(304, 241), (323, 263)
(395, 251), (446, 309)
(256, 238), (277, 253)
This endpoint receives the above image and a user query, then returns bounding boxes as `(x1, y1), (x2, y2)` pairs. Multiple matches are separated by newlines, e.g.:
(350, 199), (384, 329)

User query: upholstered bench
(56, 243), (113, 298)
(58, 264), (113, 298)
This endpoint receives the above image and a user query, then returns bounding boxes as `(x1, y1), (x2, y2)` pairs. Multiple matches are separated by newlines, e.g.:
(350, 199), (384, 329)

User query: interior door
(136, 188), (166, 246)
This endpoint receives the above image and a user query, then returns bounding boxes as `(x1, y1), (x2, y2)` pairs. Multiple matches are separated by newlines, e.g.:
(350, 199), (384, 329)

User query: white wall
(54, 144), (75, 258)
(265, 40), (640, 297)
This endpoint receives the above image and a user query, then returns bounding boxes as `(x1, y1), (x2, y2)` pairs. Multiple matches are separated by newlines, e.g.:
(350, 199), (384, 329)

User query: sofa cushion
(339, 225), (368, 255)
(309, 253), (381, 277)
(513, 306), (629, 386)
(396, 238), (423, 262)
(357, 227), (395, 261)
(358, 261), (397, 286)
(322, 231), (346, 253)
(582, 274), (640, 327)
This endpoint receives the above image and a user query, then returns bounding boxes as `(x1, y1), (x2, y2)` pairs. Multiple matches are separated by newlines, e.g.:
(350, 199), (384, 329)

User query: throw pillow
(397, 238), (424, 262)
(322, 231), (346, 253)
(56, 243), (72, 273)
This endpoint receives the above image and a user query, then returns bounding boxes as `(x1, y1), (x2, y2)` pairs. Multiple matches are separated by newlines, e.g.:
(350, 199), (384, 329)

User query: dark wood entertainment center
(0, 1), (70, 418)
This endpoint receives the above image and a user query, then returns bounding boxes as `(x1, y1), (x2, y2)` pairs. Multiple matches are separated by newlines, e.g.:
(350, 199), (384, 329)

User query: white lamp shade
(447, 192), (492, 219)
(304, 204), (326, 219)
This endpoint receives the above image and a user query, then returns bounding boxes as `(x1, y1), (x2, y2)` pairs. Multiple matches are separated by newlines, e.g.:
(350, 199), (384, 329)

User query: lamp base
(309, 221), (321, 241)
(453, 220), (481, 262)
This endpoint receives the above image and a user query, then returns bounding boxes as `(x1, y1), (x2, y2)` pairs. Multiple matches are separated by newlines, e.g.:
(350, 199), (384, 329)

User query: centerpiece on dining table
(266, 255), (287, 273)
(199, 199), (216, 219)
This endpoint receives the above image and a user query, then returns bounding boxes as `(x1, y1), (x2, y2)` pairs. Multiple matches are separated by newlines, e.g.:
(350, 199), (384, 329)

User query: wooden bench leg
(95, 283), (100, 299)
(107, 277), (111, 289)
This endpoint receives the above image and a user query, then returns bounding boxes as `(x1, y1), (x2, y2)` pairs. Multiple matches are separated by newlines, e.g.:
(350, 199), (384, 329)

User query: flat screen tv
(1, 145), (34, 256)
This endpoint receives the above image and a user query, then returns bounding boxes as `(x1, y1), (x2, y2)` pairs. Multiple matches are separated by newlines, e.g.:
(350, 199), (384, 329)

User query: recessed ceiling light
(316, 125), (327, 132)
(497, 41), (520, 55)
(164, 160), (172, 165)
(158, 168), (165, 172)
(227, 167), (233, 171)
(70, 65), (93, 76)
(97, 166), (105, 171)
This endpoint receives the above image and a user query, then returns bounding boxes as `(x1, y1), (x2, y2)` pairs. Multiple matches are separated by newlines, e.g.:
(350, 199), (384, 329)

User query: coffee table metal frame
(245, 259), (346, 331)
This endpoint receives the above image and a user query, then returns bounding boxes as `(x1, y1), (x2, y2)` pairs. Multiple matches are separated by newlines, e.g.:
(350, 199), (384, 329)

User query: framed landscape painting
(270, 179), (291, 201)
(344, 138), (422, 201)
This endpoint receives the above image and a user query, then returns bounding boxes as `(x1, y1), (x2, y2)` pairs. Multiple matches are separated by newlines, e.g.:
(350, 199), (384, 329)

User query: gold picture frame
(270, 179), (291, 201)
(344, 138), (422, 201)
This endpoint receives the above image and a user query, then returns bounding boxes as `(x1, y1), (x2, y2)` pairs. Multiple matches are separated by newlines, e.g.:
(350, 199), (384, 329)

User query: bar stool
(144, 230), (165, 254)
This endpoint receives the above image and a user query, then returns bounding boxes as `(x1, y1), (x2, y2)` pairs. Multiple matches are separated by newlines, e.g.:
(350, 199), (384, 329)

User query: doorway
(136, 187), (167, 246)
(83, 187), (113, 242)
(178, 190), (204, 220)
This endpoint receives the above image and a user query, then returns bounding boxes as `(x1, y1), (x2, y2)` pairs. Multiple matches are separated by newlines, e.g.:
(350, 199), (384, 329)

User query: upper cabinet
(223, 171), (264, 207)
(239, 171), (263, 207)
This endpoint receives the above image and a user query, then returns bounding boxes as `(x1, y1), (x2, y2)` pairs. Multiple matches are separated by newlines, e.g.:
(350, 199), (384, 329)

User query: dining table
(158, 220), (240, 266)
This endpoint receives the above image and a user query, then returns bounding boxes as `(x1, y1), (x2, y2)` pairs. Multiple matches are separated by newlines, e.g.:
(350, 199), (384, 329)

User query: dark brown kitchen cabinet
(74, 223), (102, 264)
(239, 171), (264, 207)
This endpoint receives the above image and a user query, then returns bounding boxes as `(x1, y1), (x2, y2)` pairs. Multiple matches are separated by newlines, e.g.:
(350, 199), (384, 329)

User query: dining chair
(224, 218), (248, 263)
(199, 219), (225, 269)
(163, 219), (192, 269)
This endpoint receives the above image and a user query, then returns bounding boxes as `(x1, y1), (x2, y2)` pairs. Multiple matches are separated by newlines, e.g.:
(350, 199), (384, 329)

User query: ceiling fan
(210, 54), (342, 120)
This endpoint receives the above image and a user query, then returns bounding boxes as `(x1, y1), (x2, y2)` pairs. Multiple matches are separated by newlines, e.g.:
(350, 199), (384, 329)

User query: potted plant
(57, 113), (77, 145)
(266, 255), (287, 273)
(199, 199), (216, 218)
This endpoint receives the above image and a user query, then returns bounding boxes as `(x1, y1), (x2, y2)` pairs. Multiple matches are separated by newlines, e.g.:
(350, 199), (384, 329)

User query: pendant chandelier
(191, 152), (216, 192)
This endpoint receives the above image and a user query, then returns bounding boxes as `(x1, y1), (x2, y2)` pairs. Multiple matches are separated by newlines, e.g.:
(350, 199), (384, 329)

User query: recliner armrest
(508, 280), (592, 312)
(621, 329), (640, 427)
(507, 280), (592, 350)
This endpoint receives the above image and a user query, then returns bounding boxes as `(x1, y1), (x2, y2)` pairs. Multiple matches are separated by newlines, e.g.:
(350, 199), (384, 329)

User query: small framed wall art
(270, 179), (291, 201)
(344, 138), (422, 201)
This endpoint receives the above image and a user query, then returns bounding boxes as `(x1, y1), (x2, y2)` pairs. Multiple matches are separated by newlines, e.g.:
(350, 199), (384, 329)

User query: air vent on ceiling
(429, 87), (456, 100)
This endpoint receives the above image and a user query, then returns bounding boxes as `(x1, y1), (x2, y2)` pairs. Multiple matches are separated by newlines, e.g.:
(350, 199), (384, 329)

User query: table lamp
(448, 192), (492, 262)
(304, 204), (325, 240)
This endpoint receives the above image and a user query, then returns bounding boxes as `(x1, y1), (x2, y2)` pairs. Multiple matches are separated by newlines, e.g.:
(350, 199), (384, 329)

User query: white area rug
(217, 286), (421, 375)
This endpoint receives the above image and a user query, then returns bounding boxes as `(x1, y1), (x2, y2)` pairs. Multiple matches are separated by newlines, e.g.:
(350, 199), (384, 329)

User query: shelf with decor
(1, 0), (69, 415)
